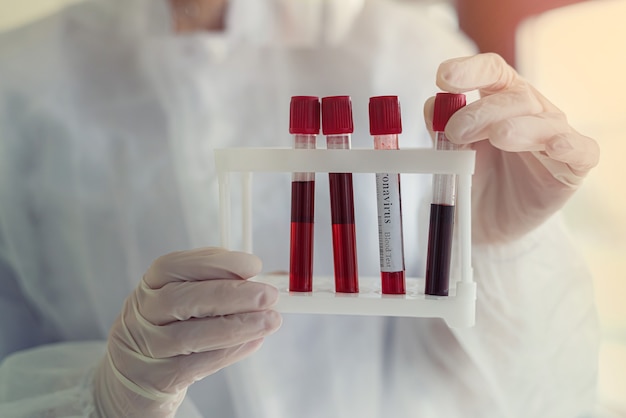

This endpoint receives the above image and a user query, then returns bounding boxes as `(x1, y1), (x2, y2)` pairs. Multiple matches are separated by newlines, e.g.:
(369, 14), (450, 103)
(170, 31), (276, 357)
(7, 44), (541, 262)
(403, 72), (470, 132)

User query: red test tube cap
(433, 92), (466, 132)
(290, 96), (321, 135)
(369, 95), (402, 135)
(321, 96), (354, 135)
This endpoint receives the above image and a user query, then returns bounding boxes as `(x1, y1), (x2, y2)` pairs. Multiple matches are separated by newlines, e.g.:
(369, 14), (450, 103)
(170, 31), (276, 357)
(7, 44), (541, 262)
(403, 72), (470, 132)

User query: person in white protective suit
(0, 0), (602, 417)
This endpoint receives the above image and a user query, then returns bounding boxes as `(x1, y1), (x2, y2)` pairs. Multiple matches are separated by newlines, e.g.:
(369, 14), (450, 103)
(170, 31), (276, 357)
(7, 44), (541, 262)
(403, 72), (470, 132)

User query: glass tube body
(373, 134), (405, 294)
(289, 134), (316, 292)
(327, 134), (359, 293)
(425, 130), (457, 296)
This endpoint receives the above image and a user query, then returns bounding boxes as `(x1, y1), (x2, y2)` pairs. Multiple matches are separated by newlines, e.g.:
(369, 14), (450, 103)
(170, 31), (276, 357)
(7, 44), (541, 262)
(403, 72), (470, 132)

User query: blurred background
(515, 2), (626, 415)
(0, 0), (623, 415)
(453, 2), (626, 411)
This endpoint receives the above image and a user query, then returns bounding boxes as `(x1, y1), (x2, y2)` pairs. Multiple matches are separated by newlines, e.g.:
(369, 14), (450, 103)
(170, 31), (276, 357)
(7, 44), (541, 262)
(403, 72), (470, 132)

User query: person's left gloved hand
(424, 53), (599, 244)
(92, 247), (281, 418)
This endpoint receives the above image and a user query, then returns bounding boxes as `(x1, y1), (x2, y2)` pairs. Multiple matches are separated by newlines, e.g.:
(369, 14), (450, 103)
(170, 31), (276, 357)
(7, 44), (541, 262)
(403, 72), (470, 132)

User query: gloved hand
(92, 247), (282, 417)
(424, 53), (599, 244)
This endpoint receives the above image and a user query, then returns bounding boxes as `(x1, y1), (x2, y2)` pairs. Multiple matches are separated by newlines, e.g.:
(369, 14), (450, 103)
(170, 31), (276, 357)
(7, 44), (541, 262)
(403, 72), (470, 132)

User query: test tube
(425, 92), (466, 296)
(369, 96), (406, 294)
(321, 96), (359, 293)
(289, 96), (320, 292)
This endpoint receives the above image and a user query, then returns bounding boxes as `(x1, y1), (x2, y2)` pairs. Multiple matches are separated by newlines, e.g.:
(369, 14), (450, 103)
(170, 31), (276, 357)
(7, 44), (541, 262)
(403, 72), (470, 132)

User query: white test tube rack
(215, 148), (477, 328)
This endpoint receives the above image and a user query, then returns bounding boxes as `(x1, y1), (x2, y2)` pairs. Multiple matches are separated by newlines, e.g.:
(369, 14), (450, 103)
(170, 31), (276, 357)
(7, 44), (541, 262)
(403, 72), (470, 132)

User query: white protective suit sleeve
(0, 343), (202, 418)
(0, 1), (199, 417)
(455, 216), (600, 417)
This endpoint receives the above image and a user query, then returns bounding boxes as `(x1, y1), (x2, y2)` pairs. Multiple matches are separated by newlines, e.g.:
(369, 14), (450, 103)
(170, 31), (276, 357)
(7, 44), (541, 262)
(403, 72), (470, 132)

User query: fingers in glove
(444, 87), (543, 145)
(436, 53), (520, 96)
(483, 112), (570, 152)
(139, 279), (279, 324)
(167, 338), (267, 390)
(448, 108), (599, 176)
(423, 96), (436, 139)
(145, 247), (262, 289)
(115, 338), (268, 395)
(128, 309), (282, 358)
(545, 132), (600, 176)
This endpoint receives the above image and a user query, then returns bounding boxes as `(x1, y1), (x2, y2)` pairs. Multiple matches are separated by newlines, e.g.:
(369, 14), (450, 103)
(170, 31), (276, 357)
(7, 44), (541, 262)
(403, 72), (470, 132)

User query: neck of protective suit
(222, 0), (365, 47)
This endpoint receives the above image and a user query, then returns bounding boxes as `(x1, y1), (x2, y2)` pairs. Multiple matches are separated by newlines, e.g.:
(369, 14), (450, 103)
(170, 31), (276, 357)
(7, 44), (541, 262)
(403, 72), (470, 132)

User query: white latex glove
(424, 53), (600, 244)
(93, 247), (282, 417)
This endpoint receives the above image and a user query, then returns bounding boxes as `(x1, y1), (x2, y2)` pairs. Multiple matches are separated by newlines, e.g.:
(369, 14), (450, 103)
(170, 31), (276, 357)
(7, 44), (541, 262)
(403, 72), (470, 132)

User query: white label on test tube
(376, 172), (404, 272)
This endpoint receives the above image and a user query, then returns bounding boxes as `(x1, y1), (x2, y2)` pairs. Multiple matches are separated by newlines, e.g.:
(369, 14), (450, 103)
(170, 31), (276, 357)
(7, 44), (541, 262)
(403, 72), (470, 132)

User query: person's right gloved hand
(423, 53), (599, 244)
(92, 247), (282, 418)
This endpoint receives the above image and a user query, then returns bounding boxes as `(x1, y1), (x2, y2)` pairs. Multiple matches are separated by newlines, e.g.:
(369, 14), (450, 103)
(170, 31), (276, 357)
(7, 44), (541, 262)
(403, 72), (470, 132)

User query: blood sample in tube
(289, 96), (320, 292)
(369, 96), (406, 294)
(321, 96), (359, 293)
(425, 92), (466, 296)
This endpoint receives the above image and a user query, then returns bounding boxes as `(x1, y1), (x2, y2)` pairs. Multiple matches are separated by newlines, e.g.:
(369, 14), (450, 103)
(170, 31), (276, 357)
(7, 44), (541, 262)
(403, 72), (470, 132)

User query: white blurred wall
(0, 0), (80, 31)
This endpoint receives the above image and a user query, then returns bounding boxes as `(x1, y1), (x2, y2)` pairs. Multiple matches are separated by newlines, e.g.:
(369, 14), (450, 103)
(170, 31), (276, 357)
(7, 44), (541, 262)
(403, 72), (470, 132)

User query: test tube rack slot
(215, 147), (477, 328)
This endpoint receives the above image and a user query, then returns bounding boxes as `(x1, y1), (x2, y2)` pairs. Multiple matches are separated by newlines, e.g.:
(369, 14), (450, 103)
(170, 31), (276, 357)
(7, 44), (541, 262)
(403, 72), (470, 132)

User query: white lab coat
(0, 0), (600, 417)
